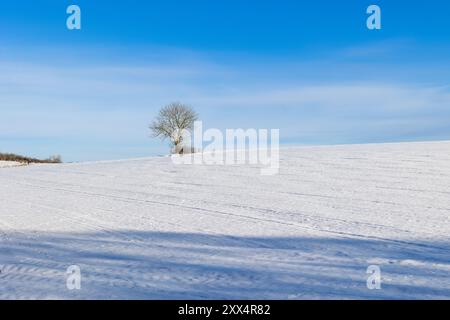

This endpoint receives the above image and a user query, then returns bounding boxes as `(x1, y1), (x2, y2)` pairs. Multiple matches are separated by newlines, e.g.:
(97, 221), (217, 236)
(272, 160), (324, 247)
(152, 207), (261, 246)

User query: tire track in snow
(3, 179), (450, 253)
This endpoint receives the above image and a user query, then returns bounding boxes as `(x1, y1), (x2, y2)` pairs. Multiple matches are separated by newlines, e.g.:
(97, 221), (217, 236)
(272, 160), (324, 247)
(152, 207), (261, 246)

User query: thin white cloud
(1, 42), (450, 160)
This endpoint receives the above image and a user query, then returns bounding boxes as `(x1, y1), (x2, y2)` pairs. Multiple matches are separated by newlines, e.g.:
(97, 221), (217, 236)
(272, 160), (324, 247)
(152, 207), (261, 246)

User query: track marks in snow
(1, 141), (450, 299)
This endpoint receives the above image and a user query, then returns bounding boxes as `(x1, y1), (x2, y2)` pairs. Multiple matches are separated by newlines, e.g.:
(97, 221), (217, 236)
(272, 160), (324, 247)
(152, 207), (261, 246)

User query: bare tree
(150, 102), (198, 154)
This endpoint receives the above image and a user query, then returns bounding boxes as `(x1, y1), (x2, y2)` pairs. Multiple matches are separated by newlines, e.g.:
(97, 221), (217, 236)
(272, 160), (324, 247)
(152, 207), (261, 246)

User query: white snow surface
(0, 161), (22, 168)
(0, 141), (449, 299)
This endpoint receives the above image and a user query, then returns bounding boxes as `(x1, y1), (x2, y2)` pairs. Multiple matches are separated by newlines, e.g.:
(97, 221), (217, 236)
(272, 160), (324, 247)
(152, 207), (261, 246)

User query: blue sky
(1, 0), (450, 161)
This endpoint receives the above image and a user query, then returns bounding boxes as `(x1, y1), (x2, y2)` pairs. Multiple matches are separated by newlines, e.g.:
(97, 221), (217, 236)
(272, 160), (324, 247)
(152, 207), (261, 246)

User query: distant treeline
(0, 153), (62, 164)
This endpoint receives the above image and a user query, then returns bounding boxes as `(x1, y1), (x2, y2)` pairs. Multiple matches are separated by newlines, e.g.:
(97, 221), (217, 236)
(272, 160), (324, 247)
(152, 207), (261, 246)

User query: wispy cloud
(1, 42), (450, 161)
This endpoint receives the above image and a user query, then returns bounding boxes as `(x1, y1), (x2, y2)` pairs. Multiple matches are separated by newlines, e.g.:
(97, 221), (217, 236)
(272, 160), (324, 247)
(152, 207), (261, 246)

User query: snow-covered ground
(0, 141), (449, 299)
(0, 161), (22, 168)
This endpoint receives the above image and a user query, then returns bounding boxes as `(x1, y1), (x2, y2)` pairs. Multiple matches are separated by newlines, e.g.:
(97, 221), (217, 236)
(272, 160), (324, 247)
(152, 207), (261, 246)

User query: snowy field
(0, 161), (22, 168)
(0, 141), (449, 299)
